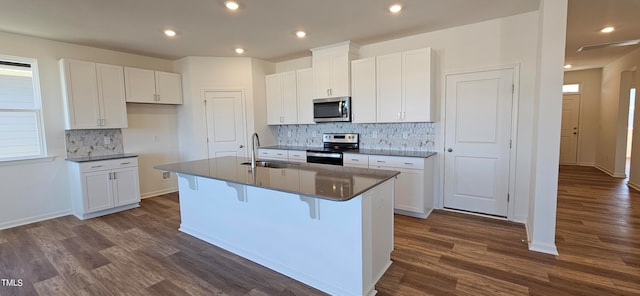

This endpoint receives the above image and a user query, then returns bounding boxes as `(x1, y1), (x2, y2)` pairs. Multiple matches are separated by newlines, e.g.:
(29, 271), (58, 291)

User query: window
(0, 55), (46, 161)
(562, 83), (580, 93)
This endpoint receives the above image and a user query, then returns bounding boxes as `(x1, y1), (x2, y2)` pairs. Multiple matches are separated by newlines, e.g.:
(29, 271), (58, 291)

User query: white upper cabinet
(60, 59), (128, 129)
(266, 71), (298, 125)
(311, 41), (359, 98)
(403, 48), (434, 122)
(375, 48), (434, 123)
(155, 71), (183, 104)
(97, 64), (128, 128)
(351, 57), (377, 123)
(376, 53), (403, 123)
(124, 67), (183, 104)
(296, 68), (315, 124)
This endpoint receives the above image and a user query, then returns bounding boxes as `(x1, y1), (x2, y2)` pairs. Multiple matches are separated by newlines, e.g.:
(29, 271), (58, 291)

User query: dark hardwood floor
(0, 165), (638, 295)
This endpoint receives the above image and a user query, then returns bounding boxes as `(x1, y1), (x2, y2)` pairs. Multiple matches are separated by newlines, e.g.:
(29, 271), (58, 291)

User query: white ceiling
(0, 0), (539, 62)
(0, 0), (637, 69)
(565, 0), (640, 71)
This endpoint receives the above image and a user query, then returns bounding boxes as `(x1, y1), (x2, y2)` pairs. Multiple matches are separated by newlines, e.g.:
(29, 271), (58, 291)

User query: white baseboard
(140, 187), (178, 199)
(627, 181), (640, 192)
(529, 240), (559, 255)
(525, 221), (559, 255)
(0, 209), (71, 231)
(593, 163), (626, 178)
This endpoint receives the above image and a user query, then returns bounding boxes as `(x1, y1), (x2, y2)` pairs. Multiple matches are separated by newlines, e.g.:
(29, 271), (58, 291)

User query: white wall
(597, 47), (640, 185)
(597, 48), (640, 177)
(563, 68), (602, 166)
(0, 31), (178, 229)
(175, 57), (272, 161)
(122, 104), (179, 198)
(251, 59), (277, 146)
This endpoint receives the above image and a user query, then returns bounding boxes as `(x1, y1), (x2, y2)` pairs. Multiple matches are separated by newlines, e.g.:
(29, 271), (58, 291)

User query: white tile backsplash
(65, 129), (124, 158)
(273, 122), (435, 151)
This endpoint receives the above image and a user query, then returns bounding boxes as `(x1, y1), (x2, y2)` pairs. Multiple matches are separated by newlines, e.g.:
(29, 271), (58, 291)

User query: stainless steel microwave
(313, 97), (351, 123)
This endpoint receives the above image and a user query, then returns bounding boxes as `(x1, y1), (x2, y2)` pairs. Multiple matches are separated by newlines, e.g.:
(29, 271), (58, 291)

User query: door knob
(447, 148), (453, 152)
(239, 145), (244, 148)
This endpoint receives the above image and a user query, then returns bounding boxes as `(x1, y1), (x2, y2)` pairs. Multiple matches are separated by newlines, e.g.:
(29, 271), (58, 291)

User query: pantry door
(204, 91), (247, 158)
(444, 68), (514, 217)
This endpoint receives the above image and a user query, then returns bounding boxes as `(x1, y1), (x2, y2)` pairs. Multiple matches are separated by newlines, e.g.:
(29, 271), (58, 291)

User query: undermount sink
(240, 160), (300, 169)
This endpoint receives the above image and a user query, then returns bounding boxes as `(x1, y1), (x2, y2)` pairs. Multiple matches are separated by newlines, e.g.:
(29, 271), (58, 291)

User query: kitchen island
(155, 156), (399, 296)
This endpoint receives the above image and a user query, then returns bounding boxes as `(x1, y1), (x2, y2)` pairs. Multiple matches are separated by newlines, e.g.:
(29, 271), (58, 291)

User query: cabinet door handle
(352, 159), (359, 161)
(120, 162), (130, 165)
(91, 165), (103, 168)
(376, 160), (386, 163)
(404, 162), (414, 165)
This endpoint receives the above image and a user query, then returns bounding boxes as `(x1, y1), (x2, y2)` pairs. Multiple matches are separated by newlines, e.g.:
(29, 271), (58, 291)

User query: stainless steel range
(306, 133), (359, 165)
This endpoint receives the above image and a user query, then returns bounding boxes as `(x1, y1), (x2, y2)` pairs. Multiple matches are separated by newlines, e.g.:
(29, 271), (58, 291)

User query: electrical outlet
(162, 172), (171, 180)
(287, 131), (292, 137)
(312, 131), (317, 137)
(103, 137), (111, 145)
(402, 131), (409, 139)
(372, 131), (378, 138)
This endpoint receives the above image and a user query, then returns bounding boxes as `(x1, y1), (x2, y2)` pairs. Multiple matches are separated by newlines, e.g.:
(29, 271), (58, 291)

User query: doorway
(443, 68), (514, 217)
(559, 93), (581, 164)
(204, 90), (247, 158)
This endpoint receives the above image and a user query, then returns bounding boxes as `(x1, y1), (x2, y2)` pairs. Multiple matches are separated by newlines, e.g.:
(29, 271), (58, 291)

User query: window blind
(0, 58), (45, 161)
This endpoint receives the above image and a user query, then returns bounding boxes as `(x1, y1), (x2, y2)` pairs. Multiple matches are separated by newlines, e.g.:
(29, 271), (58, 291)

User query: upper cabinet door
(155, 71), (183, 104)
(281, 71), (298, 124)
(296, 68), (314, 124)
(60, 59), (101, 129)
(329, 52), (350, 97)
(266, 73), (283, 125)
(312, 53), (332, 98)
(376, 53), (402, 123)
(96, 64), (128, 128)
(124, 67), (156, 103)
(351, 57), (376, 123)
(402, 48), (434, 122)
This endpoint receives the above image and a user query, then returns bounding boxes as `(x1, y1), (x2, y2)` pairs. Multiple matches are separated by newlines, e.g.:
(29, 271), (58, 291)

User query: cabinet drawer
(258, 149), (288, 160)
(79, 158), (138, 172)
(369, 155), (424, 170)
(343, 153), (369, 166)
(287, 150), (307, 162)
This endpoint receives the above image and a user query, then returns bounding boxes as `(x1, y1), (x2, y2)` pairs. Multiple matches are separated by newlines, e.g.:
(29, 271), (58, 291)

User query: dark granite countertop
(65, 153), (138, 163)
(260, 145), (436, 158)
(155, 156), (400, 201)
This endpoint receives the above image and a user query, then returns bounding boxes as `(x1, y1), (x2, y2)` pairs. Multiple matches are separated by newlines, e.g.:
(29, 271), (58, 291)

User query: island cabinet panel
(175, 173), (394, 296)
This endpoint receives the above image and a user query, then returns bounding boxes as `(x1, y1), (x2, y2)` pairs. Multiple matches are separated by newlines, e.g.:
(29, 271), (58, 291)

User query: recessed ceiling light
(600, 26), (615, 33)
(164, 30), (176, 37)
(225, 1), (239, 10)
(564, 64), (572, 69)
(389, 4), (402, 13)
(296, 31), (306, 38)
(235, 48), (245, 54)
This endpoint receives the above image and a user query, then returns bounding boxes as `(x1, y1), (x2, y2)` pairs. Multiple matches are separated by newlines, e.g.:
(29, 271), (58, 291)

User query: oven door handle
(306, 152), (343, 159)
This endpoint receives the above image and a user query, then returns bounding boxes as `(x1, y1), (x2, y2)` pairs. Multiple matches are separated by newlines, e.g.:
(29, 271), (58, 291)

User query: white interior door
(204, 91), (247, 158)
(559, 94), (580, 164)
(444, 69), (514, 217)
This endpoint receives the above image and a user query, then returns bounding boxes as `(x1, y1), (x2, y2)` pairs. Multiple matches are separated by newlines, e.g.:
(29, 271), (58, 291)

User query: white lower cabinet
(258, 148), (289, 160)
(348, 154), (434, 218)
(258, 148), (307, 163)
(68, 157), (141, 220)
